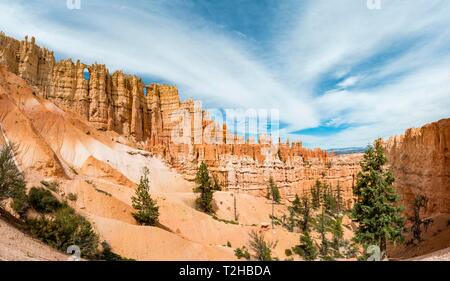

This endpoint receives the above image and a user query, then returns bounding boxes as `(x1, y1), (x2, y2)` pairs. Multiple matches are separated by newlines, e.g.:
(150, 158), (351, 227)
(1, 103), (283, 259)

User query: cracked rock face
(0, 33), (362, 201)
(385, 118), (450, 217)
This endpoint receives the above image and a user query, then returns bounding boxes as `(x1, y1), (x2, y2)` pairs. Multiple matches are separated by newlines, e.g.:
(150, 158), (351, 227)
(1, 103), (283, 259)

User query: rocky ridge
(385, 118), (450, 217)
(0, 32), (361, 202)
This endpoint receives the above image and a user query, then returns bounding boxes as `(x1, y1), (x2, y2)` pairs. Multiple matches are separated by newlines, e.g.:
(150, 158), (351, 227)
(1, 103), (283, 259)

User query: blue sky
(1, 0), (450, 149)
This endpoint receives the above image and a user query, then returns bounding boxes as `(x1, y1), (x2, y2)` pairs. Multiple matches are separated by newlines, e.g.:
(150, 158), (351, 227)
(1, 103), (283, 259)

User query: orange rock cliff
(385, 118), (450, 217)
(0, 32), (361, 203)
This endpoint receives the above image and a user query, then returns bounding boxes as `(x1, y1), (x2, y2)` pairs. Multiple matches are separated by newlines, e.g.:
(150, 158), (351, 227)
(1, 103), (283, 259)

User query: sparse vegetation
(293, 231), (317, 261)
(0, 143), (29, 217)
(285, 195), (302, 232)
(316, 209), (333, 260)
(28, 205), (99, 259)
(28, 187), (62, 213)
(94, 187), (112, 197)
(351, 139), (405, 260)
(322, 183), (338, 215)
(311, 180), (321, 210)
(212, 215), (238, 225)
(0, 144), (102, 259)
(194, 162), (215, 214)
(343, 242), (359, 259)
(408, 195), (433, 245)
(283, 180), (353, 261)
(266, 176), (281, 203)
(330, 215), (345, 259)
(335, 182), (344, 213)
(285, 248), (293, 257)
(67, 193), (78, 201)
(234, 246), (251, 260)
(247, 230), (277, 261)
(280, 194), (312, 233)
(40, 180), (59, 192)
(300, 196), (312, 232)
(10, 189), (29, 218)
(131, 167), (160, 226)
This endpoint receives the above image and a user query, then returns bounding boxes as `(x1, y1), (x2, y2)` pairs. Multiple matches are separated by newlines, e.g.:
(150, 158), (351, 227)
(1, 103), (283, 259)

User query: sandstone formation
(0, 32), (361, 202)
(385, 118), (450, 217)
(2, 32), (449, 260)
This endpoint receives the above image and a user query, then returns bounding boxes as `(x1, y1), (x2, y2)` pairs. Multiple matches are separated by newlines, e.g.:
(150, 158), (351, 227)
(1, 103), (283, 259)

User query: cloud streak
(0, 0), (449, 149)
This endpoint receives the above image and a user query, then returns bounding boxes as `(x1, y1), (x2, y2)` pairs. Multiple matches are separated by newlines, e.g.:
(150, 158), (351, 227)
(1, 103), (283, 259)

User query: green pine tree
(316, 208), (333, 260)
(351, 139), (405, 259)
(267, 176), (281, 203)
(195, 162), (215, 214)
(131, 167), (159, 226)
(248, 230), (277, 261)
(330, 215), (345, 259)
(336, 182), (344, 213)
(322, 183), (338, 216)
(311, 180), (321, 210)
(293, 231), (318, 261)
(194, 161), (211, 193)
(407, 195), (433, 245)
(0, 143), (29, 217)
(286, 195), (302, 232)
(300, 196), (312, 232)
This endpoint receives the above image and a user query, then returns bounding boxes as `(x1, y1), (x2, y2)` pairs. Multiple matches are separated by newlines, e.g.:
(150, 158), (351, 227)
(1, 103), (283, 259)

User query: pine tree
(408, 195), (433, 245)
(351, 139), (405, 259)
(267, 176), (281, 203)
(336, 181), (344, 213)
(311, 180), (321, 209)
(330, 215), (344, 259)
(248, 230), (277, 261)
(194, 161), (211, 193)
(131, 167), (159, 226)
(286, 195), (302, 232)
(316, 208), (333, 260)
(300, 196), (312, 232)
(0, 143), (29, 217)
(195, 162), (215, 214)
(322, 183), (337, 216)
(293, 231), (317, 261)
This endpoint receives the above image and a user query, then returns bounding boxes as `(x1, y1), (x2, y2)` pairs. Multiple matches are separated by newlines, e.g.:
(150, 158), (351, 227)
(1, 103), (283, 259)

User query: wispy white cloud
(0, 0), (318, 130)
(0, 0), (449, 149)
(337, 76), (360, 88)
(276, 0), (450, 148)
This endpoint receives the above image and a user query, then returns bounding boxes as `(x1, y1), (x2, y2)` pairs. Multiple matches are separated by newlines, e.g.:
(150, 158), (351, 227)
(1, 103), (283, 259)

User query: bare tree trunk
(234, 194), (238, 221)
(271, 200), (274, 229)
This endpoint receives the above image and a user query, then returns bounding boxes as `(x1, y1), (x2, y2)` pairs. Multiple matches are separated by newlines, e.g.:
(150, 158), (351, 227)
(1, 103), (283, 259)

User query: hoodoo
(0, 32), (361, 203)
